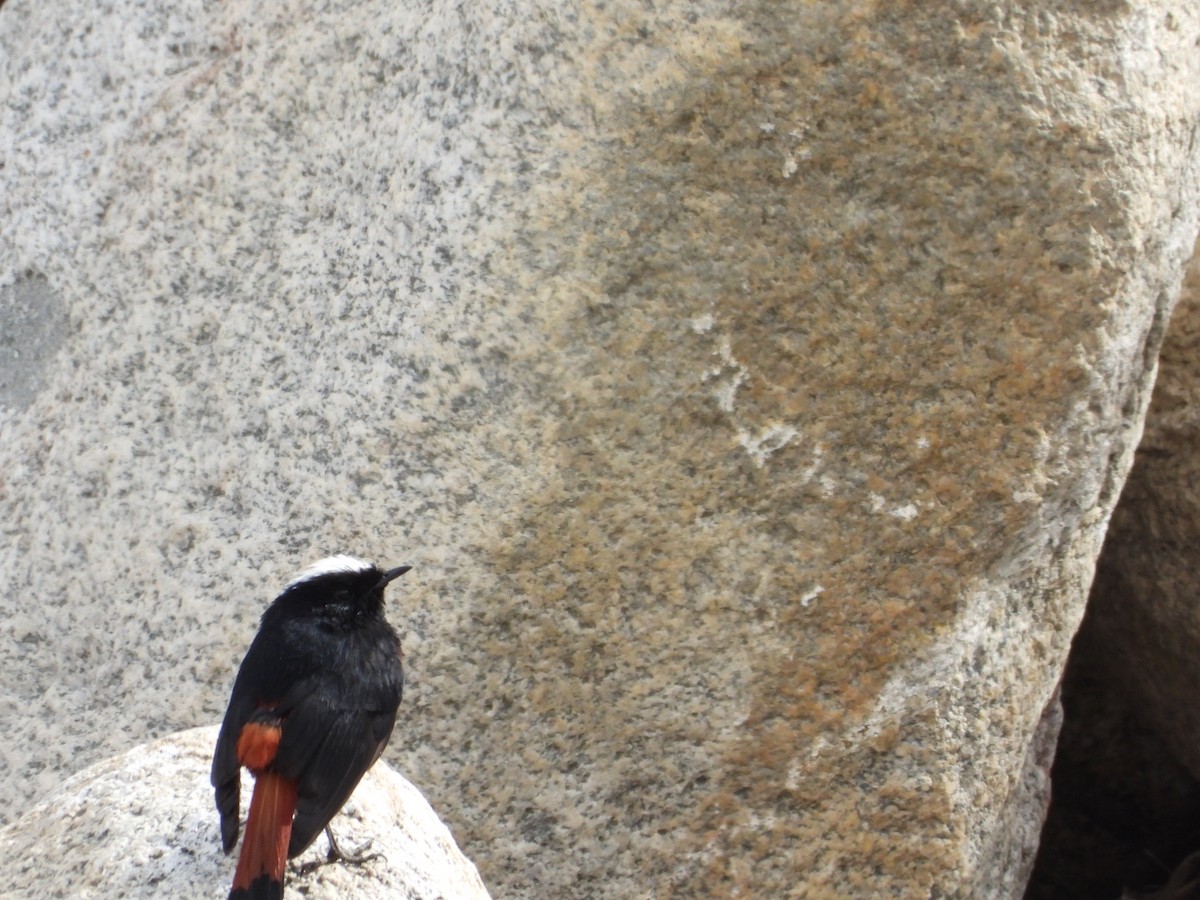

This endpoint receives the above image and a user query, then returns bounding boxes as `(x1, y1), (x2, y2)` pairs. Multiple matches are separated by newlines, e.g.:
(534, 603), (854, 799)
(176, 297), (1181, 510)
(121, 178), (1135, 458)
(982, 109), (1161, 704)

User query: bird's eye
(333, 589), (352, 604)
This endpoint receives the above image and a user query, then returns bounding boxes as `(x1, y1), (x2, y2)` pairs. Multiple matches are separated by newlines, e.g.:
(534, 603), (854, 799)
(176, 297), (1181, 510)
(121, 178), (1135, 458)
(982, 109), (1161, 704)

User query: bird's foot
(294, 826), (384, 876)
(324, 825), (383, 865)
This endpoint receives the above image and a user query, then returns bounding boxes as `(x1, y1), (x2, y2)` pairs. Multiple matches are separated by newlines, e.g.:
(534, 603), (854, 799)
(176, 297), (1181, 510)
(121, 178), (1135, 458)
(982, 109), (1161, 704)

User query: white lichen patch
(701, 334), (748, 414)
(738, 423), (798, 467)
(869, 495), (919, 521)
(697, 326), (811, 470)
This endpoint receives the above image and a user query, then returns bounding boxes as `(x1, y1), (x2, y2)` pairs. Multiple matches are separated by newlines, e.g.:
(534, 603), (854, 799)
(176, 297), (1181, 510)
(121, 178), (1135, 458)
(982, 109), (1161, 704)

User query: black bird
(211, 555), (410, 899)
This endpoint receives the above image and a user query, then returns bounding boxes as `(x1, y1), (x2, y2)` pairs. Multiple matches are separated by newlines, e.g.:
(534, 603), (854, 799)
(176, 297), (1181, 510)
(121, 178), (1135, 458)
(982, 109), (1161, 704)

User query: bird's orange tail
(228, 770), (298, 900)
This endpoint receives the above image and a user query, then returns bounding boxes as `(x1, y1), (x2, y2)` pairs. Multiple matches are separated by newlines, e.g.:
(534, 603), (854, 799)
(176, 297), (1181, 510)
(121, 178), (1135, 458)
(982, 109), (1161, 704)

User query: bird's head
(274, 554), (411, 618)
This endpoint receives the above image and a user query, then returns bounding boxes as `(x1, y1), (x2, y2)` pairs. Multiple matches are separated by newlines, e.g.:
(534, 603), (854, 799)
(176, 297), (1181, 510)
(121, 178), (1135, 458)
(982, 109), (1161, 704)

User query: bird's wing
(211, 660), (318, 853)
(273, 695), (399, 857)
(211, 689), (256, 853)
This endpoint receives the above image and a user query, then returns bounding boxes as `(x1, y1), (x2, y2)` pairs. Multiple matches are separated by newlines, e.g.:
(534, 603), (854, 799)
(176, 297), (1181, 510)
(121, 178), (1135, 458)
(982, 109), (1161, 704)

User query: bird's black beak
(377, 565), (412, 589)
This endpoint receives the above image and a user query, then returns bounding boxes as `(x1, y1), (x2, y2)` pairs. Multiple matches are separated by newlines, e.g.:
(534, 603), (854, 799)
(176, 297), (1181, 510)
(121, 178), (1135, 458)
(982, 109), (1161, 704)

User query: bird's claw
(325, 826), (382, 865)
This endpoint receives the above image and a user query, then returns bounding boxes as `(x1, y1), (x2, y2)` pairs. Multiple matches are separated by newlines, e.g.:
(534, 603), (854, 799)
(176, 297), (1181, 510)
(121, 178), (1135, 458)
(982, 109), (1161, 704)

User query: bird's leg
(324, 825), (383, 866)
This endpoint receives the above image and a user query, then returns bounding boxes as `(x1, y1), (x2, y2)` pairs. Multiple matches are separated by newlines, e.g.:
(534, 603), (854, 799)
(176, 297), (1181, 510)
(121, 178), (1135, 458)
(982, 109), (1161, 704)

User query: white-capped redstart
(211, 555), (410, 899)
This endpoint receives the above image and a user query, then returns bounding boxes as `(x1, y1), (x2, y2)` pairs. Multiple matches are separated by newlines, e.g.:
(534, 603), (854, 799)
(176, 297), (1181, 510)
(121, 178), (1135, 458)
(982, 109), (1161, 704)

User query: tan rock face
(459, 5), (1200, 896)
(1, 1), (1198, 897)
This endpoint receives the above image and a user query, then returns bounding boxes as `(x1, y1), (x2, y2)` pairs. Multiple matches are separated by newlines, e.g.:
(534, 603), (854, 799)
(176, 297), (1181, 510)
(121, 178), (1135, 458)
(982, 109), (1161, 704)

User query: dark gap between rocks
(1025, 581), (1200, 900)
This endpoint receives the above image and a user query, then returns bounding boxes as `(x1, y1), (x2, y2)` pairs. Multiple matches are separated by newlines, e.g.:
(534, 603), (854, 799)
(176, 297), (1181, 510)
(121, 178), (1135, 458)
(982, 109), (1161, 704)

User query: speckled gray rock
(0, 726), (490, 899)
(2, 0), (1199, 897)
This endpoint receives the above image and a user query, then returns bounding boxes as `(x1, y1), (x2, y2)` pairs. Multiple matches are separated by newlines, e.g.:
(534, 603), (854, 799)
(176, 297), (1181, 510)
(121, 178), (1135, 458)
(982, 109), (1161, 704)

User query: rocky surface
(1, 1), (1198, 896)
(1083, 249), (1200, 781)
(0, 726), (491, 898)
(1027, 245), (1200, 898)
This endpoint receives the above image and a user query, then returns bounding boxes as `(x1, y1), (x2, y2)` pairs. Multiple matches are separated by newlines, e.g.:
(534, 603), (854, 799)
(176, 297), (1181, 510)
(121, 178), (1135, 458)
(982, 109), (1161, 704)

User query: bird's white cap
(285, 554), (374, 590)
